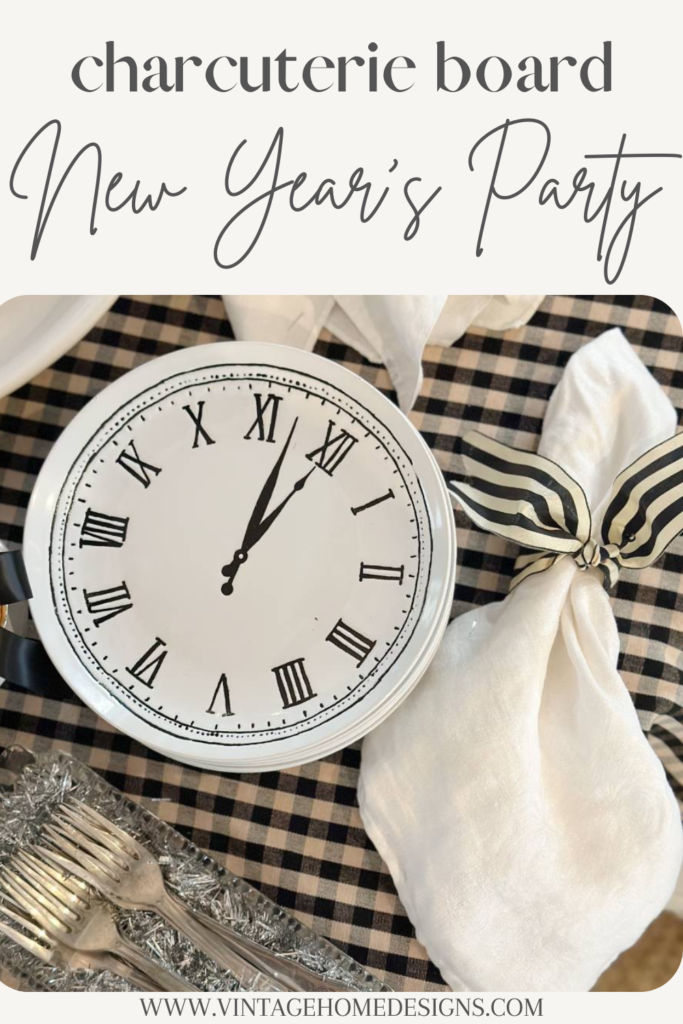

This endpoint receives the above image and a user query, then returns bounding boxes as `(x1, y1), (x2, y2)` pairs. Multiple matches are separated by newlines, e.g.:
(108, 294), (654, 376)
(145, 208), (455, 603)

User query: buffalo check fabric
(0, 294), (681, 992)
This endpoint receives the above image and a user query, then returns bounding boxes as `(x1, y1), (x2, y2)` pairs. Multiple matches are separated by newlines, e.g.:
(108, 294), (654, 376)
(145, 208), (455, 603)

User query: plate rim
(0, 295), (118, 399)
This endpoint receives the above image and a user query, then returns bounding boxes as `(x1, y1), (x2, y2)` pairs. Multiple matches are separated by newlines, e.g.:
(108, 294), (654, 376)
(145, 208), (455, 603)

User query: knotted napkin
(358, 328), (683, 991)
(222, 295), (543, 411)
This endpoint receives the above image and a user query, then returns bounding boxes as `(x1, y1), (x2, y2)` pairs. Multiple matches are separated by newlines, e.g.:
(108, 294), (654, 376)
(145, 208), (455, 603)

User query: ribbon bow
(449, 431), (683, 591)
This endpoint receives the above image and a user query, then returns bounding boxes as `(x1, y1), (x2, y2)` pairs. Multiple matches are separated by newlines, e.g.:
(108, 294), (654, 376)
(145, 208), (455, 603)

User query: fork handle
(111, 935), (200, 993)
(157, 891), (287, 992)
(193, 910), (354, 992)
(95, 950), (183, 993)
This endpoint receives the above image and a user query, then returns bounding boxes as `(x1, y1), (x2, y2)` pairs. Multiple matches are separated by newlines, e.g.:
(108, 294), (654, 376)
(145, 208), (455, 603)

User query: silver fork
(45, 800), (352, 992)
(0, 899), (174, 992)
(41, 801), (287, 991)
(0, 852), (198, 992)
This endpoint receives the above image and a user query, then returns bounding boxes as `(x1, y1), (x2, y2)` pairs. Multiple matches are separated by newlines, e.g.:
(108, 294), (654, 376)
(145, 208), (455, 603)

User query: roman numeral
(116, 441), (162, 488)
(183, 401), (215, 448)
(306, 421), (358, 476)
(326, 619), (376, 666)
(351, 489), (395, 516)
(206, 673), (234, 716)
(359, 563), (405, 584)
(244, 393), (282, 443)
(272, 657), (316, 709)
(79, 509), (129, 548)
(83, 582), (133, 627)
(126, 637), (168, 689)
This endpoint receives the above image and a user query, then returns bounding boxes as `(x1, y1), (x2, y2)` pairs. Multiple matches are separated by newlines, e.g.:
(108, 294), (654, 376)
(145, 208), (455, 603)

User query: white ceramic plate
(174, 523), (456, 772)
(24, 343), (455, 771)
(0, 296), (117, 399)
(169, 591), (454, 772)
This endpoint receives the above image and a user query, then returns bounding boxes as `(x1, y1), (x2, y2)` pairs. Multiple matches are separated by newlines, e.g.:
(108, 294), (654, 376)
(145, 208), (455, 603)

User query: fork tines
(0, 905), (54, 964)
(41, 825), (122, 886)
(65, 800), (138, 857)
(0, 856), (82, 937)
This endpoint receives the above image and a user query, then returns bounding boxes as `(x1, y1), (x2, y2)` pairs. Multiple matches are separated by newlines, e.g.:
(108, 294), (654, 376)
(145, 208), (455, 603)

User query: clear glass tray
(0, 746), (388, 993)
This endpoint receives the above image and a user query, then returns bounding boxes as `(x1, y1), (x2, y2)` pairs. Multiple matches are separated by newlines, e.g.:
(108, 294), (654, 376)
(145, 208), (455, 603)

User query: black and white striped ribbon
(449, 431), (683, 591)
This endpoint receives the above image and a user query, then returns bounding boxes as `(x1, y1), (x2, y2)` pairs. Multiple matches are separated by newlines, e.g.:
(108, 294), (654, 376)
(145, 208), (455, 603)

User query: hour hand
(247, 466), (315, 547)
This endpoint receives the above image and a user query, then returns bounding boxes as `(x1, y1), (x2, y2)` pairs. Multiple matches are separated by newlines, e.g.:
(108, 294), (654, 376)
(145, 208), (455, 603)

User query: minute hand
(241, 416), (299, 550)
(221, 418), (305, 595)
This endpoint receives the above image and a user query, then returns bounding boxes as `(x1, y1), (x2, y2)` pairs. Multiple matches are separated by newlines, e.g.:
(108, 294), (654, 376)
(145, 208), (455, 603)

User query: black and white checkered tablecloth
(0, 295), (681, 991)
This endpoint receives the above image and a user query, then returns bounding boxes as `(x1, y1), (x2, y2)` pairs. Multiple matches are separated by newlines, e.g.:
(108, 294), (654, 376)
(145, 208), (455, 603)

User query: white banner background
(0, 1), (682, 306)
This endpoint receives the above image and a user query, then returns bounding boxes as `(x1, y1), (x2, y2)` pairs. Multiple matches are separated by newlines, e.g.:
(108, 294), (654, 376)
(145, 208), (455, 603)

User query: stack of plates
(25, 342), (456, 773)
(142, 372), (455, 772)
(160, 563), (454, 773)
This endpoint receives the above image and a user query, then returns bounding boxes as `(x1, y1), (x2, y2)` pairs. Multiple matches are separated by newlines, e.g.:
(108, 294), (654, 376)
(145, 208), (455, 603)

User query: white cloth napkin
(358, 328), (683, 991)
(222, 296), (543, 412)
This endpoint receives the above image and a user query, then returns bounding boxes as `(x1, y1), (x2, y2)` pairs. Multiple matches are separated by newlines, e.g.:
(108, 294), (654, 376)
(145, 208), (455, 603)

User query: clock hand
(244, 416), (299, 547)
(221, 467), (316, 595)
(221, 417), (299, 595)
(247, 466), (316, 547)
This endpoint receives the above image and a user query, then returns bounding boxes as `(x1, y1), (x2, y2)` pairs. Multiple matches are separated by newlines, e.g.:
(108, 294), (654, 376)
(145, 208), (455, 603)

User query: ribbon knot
(575, 539), (603, 570)
(450, 431), (683, 592)
(573, 539), (625, 581)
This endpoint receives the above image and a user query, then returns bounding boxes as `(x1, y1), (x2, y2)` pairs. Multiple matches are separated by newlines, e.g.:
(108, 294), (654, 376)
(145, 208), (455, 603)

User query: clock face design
(46, 358), (434, 750)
